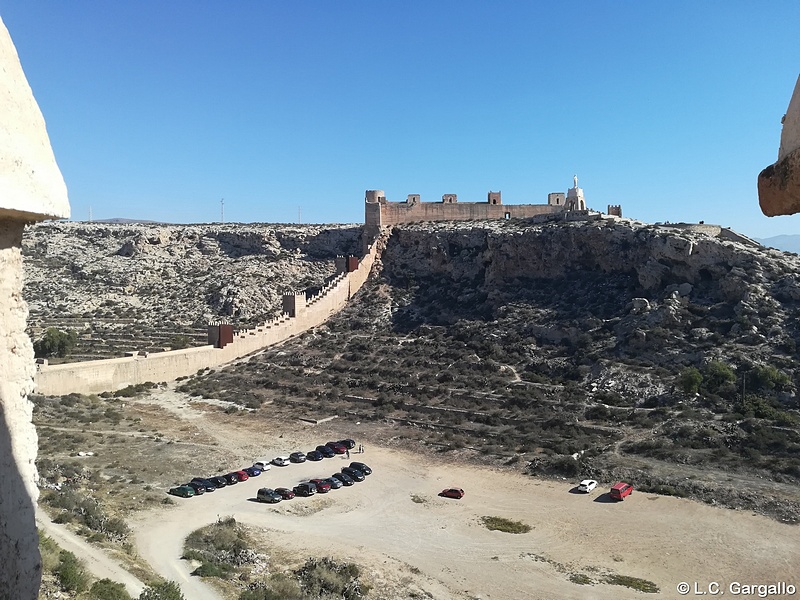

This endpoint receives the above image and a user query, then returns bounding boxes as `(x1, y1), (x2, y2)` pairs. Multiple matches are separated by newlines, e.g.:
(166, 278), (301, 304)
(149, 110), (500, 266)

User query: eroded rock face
(0, 15), (70, 599)
(759, 74), (800, 217)
(0, 222), (40, 599)
(759, 147), (800, 217)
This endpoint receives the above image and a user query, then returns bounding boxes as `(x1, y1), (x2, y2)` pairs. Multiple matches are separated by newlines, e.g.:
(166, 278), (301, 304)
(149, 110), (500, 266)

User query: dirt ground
(116, 387), (800, 600)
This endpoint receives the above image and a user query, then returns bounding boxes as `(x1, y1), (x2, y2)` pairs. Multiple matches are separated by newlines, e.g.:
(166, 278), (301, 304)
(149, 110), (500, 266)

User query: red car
(234, 470), (249, 482)
(610, 482), (633, 500)
(309, 479), (331, 493)
(439, 488), (465, 499)
(325, 441), (347, 454)
(275, 487), (295, 500)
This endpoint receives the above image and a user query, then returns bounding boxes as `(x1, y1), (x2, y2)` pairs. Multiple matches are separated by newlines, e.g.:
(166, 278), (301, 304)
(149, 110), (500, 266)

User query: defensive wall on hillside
(364, 189), (563, 236)
(34, 229), (388, 396)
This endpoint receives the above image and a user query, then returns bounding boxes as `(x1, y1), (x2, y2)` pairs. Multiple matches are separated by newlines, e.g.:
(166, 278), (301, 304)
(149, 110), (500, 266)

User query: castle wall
(35, 232), (387, 397)
(373, 201), (562, 227)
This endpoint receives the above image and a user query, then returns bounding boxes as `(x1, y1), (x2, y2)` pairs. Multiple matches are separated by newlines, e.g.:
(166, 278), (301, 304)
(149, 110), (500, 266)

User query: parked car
(290, 452), (307, 463)
(324, 477), (343, 490)
(256, 488), (282, 503)
(184, 481), (206, 495)
(315, 445), (336, 459)
(349, 462), (372, 475)
(338, 438), (356, 450)
(190, 477), (216, 492)
(578, 479), (598, 493)
(306, 450), (324, 462)
(309, 479), (331, 493)
(208, 476), (227, 488)
(243, 466), (262, 477)
(341, 467), (365, 482)
(439, 488), (465, 499)
(272, 456), (291, 467)
(293, 482), (317, 497)
(234, 470), (250, 482)
(325, 441), (347, 454)
(169, 485), (196, 498)
(275, 487), (295, 500)
(331, 472), (354, 486)
(610, 482), (633, 500)
(253, 461), (272, 472)
(223, 473), (240, 485)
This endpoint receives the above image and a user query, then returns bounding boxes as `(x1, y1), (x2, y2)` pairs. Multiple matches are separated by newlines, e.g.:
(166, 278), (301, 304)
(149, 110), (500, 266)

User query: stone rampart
(368, 200), (561, 229)
(34, 231), (387, 396)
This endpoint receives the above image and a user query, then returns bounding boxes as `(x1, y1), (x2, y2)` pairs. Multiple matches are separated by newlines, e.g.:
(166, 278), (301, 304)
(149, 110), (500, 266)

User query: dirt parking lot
(127, 389), (800, 600)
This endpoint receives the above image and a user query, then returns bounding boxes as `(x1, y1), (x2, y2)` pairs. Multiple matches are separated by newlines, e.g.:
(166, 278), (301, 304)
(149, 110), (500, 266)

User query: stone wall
(0, 15), (71, 599)
(367, 198), (562, 229)
(35, 230), (388, 396)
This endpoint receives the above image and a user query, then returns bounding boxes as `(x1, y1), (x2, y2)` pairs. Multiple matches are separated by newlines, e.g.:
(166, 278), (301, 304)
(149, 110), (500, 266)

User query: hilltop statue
(573, 175), (579, 189)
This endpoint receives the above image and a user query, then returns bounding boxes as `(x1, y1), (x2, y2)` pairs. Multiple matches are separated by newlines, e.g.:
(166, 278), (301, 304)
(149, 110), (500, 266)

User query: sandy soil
(125, 388), (800, 600)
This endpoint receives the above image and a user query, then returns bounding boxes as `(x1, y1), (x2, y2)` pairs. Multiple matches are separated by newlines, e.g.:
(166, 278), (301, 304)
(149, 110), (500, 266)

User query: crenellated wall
(34, 230), (389, 396)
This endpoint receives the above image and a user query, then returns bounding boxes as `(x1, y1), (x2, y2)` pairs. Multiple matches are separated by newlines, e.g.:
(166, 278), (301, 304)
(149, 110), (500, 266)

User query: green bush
(677, 367), (702, 394)
(169, 335), (192, 350)
(138, 581), (185, 600)
(56, 550), (90, 593)
(703, 361), (735, 392)
(34, 328), (78, 358)
(296, 557), (367, 600)
(90, 578), (133, 600)
(239, 573), (307, 600)
(480, 516), (532, 534)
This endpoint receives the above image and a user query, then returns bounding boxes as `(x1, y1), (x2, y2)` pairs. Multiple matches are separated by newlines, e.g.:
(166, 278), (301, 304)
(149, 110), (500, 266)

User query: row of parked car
(257, 461), (373, 503)
(167, 439), (359, 498)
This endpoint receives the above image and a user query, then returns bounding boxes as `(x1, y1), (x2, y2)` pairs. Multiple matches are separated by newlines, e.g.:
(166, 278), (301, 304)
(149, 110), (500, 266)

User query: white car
(578, 479), (598, 493)
(271, 456), (290, 467)
(252, 461), (272, 472)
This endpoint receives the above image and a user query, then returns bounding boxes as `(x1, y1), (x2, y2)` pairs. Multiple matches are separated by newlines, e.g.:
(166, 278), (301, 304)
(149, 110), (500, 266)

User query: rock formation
(759, 74), (800, 216)
(0, 15), (69, 599)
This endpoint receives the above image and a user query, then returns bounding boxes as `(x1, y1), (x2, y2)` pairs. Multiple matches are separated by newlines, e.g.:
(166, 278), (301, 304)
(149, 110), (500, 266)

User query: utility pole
(88, 206), (92, 222)
(221, 198), (224, 224)
(298, 206), (302, 224)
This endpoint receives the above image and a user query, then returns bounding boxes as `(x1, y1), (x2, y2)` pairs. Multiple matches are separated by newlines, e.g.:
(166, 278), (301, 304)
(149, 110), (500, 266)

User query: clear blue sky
(2, 2), (800, 237)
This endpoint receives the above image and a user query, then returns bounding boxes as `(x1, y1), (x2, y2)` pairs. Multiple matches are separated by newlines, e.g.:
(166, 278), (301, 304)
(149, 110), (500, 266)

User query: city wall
(35, 231), (386, 396)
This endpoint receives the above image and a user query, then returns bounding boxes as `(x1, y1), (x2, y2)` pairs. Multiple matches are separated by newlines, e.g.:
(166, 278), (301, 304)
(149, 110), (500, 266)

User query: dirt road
(130, 438), (800, 600)
(37, 508), (146, 598)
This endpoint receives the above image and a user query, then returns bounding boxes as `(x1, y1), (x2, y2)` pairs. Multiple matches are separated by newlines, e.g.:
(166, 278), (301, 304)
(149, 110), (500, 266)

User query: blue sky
(2, 2), (800, 237)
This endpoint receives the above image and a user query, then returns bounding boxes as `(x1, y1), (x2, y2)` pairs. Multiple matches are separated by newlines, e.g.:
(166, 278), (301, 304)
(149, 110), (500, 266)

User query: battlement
(365, 179), (622, 232)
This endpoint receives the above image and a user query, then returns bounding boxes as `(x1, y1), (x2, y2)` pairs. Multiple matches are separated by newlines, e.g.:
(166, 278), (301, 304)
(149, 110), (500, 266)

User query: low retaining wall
(35, 230), (387, 396)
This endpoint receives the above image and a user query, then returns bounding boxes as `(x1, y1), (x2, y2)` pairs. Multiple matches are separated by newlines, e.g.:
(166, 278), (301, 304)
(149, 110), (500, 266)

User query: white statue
(573, 174), (579, 189)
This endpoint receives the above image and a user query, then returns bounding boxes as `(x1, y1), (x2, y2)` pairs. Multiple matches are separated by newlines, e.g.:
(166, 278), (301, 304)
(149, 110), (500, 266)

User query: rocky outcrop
(759, 147), (800, 216)
(379, 219), (800, 366)
(23, 222), (362, 333)
(0, 14), (70, 600)
(759, 74), (800, 216)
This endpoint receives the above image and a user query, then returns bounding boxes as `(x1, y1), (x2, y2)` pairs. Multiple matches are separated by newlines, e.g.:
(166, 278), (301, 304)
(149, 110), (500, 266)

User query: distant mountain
(94, 218), (163, 224)
(756, 235), (800, 253)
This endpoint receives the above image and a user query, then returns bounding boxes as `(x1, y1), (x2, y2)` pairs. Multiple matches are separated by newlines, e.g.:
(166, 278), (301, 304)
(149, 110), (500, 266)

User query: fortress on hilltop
(364, 176), (623, 237)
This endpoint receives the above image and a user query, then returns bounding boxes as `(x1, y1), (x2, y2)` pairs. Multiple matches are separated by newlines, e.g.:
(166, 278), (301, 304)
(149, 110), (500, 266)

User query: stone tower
(0, 15), (70, 599)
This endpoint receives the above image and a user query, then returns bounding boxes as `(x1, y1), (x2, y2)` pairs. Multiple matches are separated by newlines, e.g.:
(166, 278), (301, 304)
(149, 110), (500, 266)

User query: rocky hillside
(173, 217), (800, 521)
(22, 222), (362, 358)
(381, 219), (800, 369)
